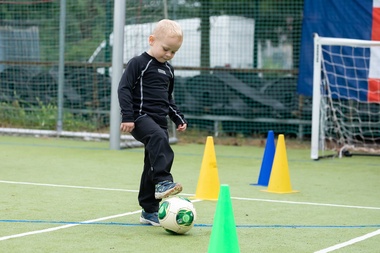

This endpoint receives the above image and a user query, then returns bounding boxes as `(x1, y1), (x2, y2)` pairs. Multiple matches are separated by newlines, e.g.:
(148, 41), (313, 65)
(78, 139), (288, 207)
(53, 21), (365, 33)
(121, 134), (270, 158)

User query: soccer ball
(158, 196), (196, 234)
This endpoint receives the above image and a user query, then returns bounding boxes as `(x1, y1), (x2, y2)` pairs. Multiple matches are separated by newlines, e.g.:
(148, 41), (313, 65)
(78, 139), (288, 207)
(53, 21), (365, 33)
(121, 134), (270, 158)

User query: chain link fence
(0, 0), (309, 141)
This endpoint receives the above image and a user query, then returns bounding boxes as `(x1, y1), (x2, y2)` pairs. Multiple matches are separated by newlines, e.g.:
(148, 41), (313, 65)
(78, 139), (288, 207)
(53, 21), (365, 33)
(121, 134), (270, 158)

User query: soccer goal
(311, 34), (380, 159)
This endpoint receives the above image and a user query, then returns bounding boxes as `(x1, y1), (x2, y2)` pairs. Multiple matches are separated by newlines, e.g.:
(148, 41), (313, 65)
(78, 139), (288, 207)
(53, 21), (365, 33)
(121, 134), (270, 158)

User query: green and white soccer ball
(158, 196), (196, 234)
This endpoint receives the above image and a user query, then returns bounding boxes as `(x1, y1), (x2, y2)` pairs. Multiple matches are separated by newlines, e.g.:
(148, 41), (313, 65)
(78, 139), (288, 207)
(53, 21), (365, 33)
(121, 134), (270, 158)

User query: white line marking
(1, 180), (379, 210)
(0, 180), (138, 193)
(232, 197), (380, 210)
(0, 211), (141, 241)
(314, 229), (380, 253)
(0, 179), (202, 242)
(1, 179), (379, 249)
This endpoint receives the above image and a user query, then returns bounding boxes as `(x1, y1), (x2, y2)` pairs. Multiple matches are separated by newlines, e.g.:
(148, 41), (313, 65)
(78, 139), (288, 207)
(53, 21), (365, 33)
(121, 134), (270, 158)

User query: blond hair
(152, 19), (183, 40)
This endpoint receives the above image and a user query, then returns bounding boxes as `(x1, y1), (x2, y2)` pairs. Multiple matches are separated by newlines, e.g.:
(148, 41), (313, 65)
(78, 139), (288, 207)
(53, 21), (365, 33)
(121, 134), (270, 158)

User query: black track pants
(131, 115), (174, 213)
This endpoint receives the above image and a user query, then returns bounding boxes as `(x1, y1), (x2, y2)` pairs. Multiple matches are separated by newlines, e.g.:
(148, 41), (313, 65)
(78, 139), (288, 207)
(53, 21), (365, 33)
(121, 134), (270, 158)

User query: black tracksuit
(118, 52), (187, 213)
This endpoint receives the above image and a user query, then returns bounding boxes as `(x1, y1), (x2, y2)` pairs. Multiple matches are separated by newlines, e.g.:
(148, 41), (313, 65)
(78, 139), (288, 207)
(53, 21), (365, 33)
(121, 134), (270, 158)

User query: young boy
(118, 19), (187, 226)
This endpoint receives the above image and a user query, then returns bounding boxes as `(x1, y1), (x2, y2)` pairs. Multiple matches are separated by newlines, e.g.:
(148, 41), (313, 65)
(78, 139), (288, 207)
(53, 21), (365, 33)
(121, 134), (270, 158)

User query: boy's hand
(120, 122), (135, 133)
(177, 123), (187, 132)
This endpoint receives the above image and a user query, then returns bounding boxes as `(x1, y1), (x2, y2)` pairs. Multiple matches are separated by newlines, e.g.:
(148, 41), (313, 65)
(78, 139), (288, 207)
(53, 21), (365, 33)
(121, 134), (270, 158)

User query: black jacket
(118, 52), (187, 129)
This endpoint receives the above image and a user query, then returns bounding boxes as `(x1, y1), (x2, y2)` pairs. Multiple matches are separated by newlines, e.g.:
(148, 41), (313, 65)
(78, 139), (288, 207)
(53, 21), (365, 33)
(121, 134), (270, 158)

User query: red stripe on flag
(368, 78), (380, 103)
(373, 8), (380, 40)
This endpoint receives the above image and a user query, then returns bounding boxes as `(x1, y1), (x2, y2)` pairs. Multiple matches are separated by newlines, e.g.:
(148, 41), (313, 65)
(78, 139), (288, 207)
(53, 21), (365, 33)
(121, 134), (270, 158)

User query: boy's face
(148, 35), (182, 63)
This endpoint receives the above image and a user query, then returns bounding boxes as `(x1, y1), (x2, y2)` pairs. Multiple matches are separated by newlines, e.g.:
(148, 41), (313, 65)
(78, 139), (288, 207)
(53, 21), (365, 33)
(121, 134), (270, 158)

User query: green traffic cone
(208, 184), (240, 253)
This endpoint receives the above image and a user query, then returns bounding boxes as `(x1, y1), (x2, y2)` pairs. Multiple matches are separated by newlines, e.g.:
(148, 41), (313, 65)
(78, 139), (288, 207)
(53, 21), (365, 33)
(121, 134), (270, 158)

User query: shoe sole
(139, 216), (161, 227)
(155, 183), (183, 199)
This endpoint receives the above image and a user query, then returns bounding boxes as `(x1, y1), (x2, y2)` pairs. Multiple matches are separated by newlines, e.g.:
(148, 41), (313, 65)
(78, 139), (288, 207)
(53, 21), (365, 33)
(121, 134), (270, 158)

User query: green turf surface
(0, 135), (379, 252)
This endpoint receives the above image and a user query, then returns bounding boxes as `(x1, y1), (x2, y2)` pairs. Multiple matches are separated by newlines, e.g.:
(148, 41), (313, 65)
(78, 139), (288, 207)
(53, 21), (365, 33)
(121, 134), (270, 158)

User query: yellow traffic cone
(262, 134), (298, 194)
(194, 136), (220, 200)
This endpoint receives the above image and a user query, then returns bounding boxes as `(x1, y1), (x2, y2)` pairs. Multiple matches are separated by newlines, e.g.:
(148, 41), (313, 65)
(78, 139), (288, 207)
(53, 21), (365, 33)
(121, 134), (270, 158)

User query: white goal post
(311, 34), (380, 159)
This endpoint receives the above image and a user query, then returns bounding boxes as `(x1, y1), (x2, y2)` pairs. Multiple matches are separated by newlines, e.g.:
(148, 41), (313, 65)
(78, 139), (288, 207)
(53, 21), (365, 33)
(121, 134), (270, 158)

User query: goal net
(311, 34), (380, 159)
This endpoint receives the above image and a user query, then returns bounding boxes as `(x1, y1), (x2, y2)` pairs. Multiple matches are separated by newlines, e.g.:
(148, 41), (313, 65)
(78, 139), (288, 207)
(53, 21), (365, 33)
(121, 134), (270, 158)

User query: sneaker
(155, 180), (183, 199)
(140, 210), (160, 226)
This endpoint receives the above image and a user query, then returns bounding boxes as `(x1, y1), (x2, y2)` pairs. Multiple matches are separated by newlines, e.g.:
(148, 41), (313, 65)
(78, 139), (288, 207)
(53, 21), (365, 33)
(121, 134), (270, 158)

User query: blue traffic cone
(251, 130), (275, 187)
